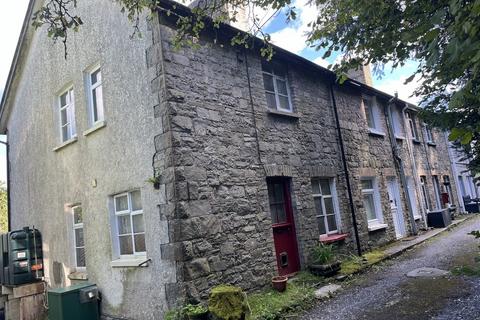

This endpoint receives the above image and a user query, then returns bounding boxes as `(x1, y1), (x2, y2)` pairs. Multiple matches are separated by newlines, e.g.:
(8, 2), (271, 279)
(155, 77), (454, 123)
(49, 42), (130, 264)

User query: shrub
(208, 285), (250, 320)
(309, 243), (335, 265)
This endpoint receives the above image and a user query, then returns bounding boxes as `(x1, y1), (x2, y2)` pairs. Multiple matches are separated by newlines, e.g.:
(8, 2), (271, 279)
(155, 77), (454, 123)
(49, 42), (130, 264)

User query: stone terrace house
(0, 0), (461, 319)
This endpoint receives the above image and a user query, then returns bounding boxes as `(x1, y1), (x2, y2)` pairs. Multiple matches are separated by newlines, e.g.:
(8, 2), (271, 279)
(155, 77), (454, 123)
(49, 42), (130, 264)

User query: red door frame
(268, 177), (301, 276)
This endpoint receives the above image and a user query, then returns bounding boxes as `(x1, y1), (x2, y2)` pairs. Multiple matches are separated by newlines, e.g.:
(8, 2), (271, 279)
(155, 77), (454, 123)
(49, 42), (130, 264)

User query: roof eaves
(157, 0), (417, 108)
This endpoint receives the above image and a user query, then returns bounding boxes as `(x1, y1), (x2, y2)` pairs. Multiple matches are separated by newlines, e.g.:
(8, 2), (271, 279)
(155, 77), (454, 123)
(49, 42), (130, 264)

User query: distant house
(447, 141), (479, 212)
(0, 0), (463, 319)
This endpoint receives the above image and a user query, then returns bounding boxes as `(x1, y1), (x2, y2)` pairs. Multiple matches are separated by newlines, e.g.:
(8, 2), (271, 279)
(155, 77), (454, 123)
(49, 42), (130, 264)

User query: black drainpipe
(329, 83), (362, 256)
(0, 132), (10, 231)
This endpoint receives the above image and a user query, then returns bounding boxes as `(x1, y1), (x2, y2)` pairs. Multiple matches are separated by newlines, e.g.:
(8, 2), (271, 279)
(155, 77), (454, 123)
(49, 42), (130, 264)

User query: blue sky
(0, 0), (29, 183)
(259, 0), (422, 104)
(0, 0), (422, 183)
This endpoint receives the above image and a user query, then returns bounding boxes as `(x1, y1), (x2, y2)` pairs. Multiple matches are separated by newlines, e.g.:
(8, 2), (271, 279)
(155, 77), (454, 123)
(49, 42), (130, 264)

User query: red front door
(267, 177), (300, 276)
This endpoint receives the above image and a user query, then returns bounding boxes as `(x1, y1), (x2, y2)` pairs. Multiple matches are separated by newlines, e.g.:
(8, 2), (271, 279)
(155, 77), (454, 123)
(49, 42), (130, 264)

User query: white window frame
(261, 63), (293, 112)
(420, 176), (431, 211)
(312, 178), (341, 235)
(432, 176), (442, 209)
(392, 108), (405, 138)
(363, 96), (383, 134)
(406, 112), (419, 141)
(113, 191), (146, 259)
(424, 124), (435, 144)
(361, 177), (384, 226)
(406, 176), (421, 219)
(85, 65), (104, 126)
(71, 205), (86, 271)
(58, 88), (76, 142)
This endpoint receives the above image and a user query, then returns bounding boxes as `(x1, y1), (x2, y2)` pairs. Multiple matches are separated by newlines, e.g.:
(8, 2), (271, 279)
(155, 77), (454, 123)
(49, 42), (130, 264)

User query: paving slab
(314, 284), (342, 299)
(406, 267), (449, 278)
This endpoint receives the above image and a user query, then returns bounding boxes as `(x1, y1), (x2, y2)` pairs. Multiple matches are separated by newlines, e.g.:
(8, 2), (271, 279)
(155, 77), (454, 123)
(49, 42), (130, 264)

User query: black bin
(427, 209), (452, 228)
(0, 227), (44, 286)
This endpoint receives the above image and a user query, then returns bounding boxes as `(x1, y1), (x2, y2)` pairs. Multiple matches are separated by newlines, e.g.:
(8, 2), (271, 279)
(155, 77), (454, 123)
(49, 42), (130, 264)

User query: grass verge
(451, 264), (480, 276)
(247, 272), (324, 320)
(340, 250), (386, 275)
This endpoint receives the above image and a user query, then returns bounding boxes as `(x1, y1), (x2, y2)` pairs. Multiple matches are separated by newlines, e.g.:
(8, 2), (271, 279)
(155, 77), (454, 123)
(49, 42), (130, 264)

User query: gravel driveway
(302, 215), (480, 320)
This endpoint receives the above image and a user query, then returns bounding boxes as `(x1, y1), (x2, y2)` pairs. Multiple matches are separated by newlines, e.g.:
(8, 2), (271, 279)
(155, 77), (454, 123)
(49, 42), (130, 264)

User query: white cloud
(0, 0), (30, 91)
(269, 0), (316, 54)
(374, 75), (423, 105)
(313, 56), (330, 68)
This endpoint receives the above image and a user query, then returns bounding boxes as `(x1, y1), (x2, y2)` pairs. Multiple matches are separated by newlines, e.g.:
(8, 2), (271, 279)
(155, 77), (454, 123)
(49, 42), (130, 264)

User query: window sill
(53, 136), (78, 152)
(267, 109), (300, 119)
(368, 223), (388, 232)
(412, 139), (421, 144)
(83, 120), (106, 136)
(111, 256), (149, 268)
(427, 142), (436, 147)
(68, 271), (88, 280)
(368, 129), (385, 137)
(319, 233), (348, 244)
(395, 135), (405, 141)
(414, 215), (422, 221)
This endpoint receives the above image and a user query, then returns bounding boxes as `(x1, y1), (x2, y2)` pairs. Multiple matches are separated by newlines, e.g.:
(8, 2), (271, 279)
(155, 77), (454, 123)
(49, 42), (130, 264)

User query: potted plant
(309, 243), (341, 277)
(183, 304), (209, 320)
(271, 275), (288, 292)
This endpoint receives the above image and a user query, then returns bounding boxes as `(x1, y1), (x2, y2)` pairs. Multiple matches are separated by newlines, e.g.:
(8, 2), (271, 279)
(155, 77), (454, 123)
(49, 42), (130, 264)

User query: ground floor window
(432, 176), (442, 209)
(361, 178), (383, 225)
(420, 176), (431, 211)
(312, 178), (340, 235)
(443, 175), (454, 206)
(113, 190), (146, 257)
(72, 205), (85, 268)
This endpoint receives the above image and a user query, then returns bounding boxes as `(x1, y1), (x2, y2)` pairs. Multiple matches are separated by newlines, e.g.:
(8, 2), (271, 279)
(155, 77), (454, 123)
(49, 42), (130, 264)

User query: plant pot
(272, 276), (288, 292)
(309, 261), (341, 277)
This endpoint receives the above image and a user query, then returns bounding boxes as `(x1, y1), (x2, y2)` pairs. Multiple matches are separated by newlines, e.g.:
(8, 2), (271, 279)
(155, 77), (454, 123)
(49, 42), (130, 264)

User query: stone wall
(150, 9), (459, 304)
(151, 22), (356, 302)
(150, 18), (440, 301)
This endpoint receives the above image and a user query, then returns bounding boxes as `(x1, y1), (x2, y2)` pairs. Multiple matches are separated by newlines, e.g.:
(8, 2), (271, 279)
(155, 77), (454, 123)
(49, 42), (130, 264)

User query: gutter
(385, 95), (418, 235)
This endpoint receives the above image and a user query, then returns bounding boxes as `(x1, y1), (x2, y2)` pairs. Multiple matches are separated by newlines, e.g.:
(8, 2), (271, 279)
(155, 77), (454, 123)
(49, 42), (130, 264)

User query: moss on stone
(247, 281), (316, 320)
(340, 250), (386, 275)
(208, 285), (250, 320)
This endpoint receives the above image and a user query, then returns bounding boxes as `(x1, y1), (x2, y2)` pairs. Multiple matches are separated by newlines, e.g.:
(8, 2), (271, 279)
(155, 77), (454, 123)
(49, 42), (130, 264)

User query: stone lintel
(264, 164), (293, 177)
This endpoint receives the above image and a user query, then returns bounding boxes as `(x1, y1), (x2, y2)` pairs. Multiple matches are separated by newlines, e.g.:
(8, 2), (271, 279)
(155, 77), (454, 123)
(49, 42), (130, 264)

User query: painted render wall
(4, 1), (174, 319)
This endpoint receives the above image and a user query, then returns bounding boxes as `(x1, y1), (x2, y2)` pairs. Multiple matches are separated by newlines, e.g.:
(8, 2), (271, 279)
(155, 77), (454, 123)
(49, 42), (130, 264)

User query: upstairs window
(424, 124), (434, 144)
(363, 97), (383, 134)
(59, 88), (76, 142)
(113, 190), (146, 257)
(262, 61), (293, 112)
(406, 112), (419, 141)
(391, 108), (405, 138)
(72, 205), (86, 269)
(312, 178), (340, 235)
(86, 67), (104, 126)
